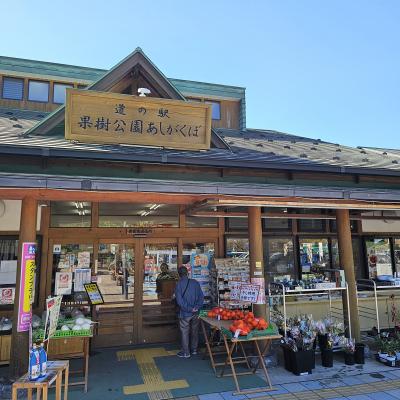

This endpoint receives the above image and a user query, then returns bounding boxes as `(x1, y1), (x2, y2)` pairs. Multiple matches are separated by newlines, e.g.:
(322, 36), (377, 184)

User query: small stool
(12, 360), (69, 400)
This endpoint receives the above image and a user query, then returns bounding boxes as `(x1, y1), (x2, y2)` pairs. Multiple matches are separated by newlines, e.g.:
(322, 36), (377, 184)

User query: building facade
(1, 48), (400, 354)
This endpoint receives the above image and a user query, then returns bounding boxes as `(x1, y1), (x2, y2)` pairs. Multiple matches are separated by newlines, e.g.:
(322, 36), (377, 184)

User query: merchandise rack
(268, 282), (351, 339)
(356, 279), (400, 334)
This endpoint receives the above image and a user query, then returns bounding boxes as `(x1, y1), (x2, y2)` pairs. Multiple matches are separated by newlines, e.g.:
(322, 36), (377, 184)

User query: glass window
(97, 243), (135, 302)
(226, 218), (248, 231)
(2, 77), (24, 100)
(205, 101), (221, 120)
(53, 83), (73, 104)
(365, 238), (393, 279)
(28, 80), (49, 102)
(394, 239), (400, 277)
(185, 216), (218, 228)
(299, 238), (330, 274)
(52, 243), (93, 297)
(331, 238), (365, 279)
(298, 219), (326, 232)
(225, 237), (249, 259)
(50, 201), (91, 227)
(99, 203), (179, 227)
(264, 219), (291, 231)
(263, 238), (295, 283)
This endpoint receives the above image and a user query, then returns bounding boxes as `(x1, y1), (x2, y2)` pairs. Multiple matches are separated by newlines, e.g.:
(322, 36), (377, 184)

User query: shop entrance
(94, 239), (179, 347)
(49, 236), (217, 348)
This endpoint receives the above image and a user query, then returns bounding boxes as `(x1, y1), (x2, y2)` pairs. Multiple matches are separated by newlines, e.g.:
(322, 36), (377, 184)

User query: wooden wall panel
(211, 100), (240, 130)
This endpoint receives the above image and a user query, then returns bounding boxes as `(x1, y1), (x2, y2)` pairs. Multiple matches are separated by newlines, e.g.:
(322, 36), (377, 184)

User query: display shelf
(268, 281), (351, 338)
(211, 258), (250, 308)
(356, 279), (400, 334)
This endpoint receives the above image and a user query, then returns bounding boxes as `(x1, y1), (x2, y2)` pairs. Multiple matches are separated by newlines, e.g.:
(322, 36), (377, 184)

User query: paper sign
(0, 260), (17, 273)
(55, 272), (72, 295)
(0, 287), (15, 304)
(77, 251), (91, 269)
(74, 268), (92, 292)
(53, 244), (61, 254)
(377, 263), (393, 276)
(17, 242), (36, 332)
(256, 261), (262, 269)
(44, 295), (62, 341)
(229, 281), (242, 300)
(240, 283), (260, 303)
(251, 277), (266, 304)
(84, 283), (104, 305)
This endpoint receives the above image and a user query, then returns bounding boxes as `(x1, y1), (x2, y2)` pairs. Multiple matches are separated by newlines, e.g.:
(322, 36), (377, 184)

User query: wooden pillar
(10, 197), (38, 378)
(336, 209), (360, 341)
(248, 207), (266, 318)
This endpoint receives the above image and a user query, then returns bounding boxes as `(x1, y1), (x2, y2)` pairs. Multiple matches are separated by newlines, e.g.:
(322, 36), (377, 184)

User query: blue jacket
(175, 277), (204, 318)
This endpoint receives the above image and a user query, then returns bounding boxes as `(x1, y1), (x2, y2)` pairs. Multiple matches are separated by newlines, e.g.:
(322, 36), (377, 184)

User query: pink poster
(17, 242), (36, 332)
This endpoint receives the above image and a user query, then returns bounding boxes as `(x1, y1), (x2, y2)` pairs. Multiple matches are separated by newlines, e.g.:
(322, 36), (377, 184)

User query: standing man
(175, 266), (204, 358)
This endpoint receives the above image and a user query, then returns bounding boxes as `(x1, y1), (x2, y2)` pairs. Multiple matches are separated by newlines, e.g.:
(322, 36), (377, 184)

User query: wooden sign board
(65, 89), (212, 150)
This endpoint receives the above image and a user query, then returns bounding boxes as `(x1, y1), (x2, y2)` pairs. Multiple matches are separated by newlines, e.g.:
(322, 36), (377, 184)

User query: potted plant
(341, 337), (356, 365)
(321, 333), (334, 367)
(354, 342), (366, 364)
(281, 314), (317, 375)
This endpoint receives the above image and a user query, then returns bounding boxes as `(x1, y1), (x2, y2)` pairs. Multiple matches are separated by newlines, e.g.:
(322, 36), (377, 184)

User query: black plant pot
(321, 349), (333, 367)
(318, 334), (328, 351)
(344, 352), (355, 365)
(354, 343), (365, 364)
(282, 347), (315, 375)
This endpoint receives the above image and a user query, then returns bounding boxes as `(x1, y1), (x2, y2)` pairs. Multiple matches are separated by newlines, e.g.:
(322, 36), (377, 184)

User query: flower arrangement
(281, 314), (317, 352)
(340, 337), (355, 354)
(315, 317), (345, 349)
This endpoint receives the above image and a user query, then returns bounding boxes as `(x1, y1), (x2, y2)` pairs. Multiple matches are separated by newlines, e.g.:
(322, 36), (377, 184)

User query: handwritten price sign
(240, 284), (260, 303)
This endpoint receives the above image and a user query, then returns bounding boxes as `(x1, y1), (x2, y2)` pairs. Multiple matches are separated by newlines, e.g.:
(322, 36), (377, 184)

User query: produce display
(206, 307), (270, 336)
(33, 308), (94, 340)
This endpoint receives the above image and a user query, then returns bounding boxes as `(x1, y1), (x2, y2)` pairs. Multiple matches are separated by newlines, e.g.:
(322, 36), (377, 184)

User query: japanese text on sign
(239, 284), (260, 303)
(65, 90), (212, 150)
(17, 243), (36, 332)
(84, 283), (104, 305)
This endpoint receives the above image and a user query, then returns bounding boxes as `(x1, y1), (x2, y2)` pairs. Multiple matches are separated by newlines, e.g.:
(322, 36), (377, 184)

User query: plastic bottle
(29, 344), (40, 381)
(39, 342), (47, 377)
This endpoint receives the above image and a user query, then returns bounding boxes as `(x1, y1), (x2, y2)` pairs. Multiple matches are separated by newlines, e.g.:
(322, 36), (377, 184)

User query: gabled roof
(26, 48), (185, 137)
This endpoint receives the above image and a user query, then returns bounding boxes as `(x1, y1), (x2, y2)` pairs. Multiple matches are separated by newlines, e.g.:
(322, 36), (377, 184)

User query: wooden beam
(187, 210), (400, 221)
(248, 207), (266, 319)
(0, 188), (202, 204)
(196, 197), (400, 211)
(336, 209), (360, 341)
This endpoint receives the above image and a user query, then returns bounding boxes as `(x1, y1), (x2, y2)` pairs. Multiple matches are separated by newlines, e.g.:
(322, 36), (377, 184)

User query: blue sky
(1, 1), (399, 148)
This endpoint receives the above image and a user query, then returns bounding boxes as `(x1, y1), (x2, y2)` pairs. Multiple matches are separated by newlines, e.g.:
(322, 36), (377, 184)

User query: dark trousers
(179, 314), (200, 354)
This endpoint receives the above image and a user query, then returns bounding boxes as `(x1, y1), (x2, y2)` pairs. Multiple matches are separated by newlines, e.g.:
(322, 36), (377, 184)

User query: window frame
(205, 100), (221, 120)
(28, 79), (50, 103)
(1, 76), (24, 100)
(52, 82), (74, 104)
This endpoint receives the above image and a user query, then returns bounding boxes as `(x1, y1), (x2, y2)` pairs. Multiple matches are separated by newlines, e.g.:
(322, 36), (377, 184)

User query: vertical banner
(17, 242), (36, 332)
(44, 296), (62, 342)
